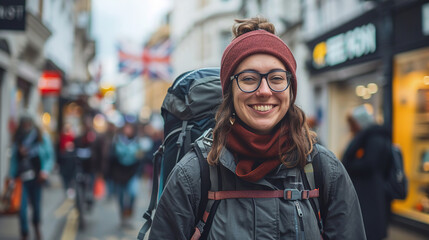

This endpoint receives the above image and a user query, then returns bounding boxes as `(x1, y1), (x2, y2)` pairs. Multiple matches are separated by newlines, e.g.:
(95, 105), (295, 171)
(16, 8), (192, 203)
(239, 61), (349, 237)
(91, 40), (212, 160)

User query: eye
(239, 74), (259, 83)
(269, 74), (286, 82)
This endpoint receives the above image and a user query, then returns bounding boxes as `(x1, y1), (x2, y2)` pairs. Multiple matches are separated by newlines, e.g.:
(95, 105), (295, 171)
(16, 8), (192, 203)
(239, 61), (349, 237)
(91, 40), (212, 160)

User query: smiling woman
(148, 17), (367, 240)
(232, 54), (291, 134)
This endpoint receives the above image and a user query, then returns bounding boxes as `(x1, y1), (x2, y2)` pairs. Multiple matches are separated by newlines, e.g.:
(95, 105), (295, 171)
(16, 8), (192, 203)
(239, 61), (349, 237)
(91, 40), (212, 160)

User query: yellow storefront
(392, 47), (429, 225)
(390, 0), (429, 227)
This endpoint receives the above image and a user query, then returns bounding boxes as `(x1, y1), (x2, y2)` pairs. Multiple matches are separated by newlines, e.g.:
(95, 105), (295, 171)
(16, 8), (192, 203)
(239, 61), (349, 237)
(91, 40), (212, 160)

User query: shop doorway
(328, 72), (384, 158)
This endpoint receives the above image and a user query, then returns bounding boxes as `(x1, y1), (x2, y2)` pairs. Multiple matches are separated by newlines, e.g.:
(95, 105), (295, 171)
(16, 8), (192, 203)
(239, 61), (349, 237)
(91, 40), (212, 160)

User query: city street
(0, 171), (151, 240)
(0, 171), (427, 240)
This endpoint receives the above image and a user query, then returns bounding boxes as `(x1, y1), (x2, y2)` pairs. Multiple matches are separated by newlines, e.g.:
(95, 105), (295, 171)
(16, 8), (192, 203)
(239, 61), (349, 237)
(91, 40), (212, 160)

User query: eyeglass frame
(230, 69), (292, 93)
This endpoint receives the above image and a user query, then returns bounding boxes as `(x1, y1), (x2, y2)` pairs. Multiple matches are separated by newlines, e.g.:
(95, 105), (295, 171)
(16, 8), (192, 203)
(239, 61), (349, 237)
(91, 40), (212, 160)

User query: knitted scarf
(226, 121), (290, 182)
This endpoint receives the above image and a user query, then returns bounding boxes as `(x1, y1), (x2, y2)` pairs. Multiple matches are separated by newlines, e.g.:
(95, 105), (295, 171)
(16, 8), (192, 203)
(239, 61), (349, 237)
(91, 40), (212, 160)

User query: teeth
(253, 105), (273, 112)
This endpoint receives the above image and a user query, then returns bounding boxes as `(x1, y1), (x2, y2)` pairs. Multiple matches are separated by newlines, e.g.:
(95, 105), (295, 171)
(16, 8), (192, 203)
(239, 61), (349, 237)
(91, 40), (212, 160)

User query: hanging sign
(0, 0), (26, 31)
(38, 71), (62, 96)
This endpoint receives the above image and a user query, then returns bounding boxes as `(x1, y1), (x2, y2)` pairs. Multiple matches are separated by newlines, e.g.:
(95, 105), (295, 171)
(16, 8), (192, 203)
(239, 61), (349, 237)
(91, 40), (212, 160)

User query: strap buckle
(202, 128), (213, 146)
(284, 189), (302, 201)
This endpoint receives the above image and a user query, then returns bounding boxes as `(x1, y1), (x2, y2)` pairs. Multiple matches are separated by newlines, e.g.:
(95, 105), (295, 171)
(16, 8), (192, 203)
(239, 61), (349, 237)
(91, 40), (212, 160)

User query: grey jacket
(149, 143), (366, 240)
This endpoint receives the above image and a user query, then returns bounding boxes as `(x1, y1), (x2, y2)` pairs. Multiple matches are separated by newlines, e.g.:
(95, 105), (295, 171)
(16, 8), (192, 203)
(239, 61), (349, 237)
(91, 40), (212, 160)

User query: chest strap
(208, 189), (319, 201)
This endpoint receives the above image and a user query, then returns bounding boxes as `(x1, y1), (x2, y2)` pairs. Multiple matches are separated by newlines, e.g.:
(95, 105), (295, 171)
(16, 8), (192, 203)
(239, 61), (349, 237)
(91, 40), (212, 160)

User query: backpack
(385, 144), (407, 200)
(137, 67), (223, 239)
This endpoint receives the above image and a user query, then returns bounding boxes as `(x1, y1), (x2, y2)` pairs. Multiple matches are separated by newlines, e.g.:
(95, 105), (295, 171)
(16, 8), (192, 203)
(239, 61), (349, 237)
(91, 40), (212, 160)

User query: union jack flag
(143, 39), (173, 80)
(117, 39), (173, 81)
(117, 42), (143, 79)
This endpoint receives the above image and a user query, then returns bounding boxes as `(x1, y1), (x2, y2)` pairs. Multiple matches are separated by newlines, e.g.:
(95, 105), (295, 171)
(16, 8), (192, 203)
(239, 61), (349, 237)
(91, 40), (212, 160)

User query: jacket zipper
(294, 201), (305, 238)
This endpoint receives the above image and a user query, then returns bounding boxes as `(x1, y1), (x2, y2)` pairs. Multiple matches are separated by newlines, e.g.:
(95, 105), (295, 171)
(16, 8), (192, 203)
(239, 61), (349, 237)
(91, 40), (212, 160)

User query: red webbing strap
(208, 189), (319, 201)
(191, 211), (210, 240)
(190, 228), (201, 240)
(202, 211), (210, 222)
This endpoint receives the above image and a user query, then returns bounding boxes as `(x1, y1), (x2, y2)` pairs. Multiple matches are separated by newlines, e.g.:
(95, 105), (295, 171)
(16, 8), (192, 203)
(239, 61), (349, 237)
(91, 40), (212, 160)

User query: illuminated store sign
(312, 23), (377, 69)
(39, 71), (62, 96)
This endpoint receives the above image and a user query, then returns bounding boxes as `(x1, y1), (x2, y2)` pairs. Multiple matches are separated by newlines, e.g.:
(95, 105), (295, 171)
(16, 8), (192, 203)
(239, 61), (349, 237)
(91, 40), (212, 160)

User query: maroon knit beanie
(220, 30), (297, 103)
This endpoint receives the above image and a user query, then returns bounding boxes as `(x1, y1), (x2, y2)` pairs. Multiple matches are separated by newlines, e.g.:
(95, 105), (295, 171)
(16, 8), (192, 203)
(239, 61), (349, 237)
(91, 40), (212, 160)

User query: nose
(256, 77), (272, 97)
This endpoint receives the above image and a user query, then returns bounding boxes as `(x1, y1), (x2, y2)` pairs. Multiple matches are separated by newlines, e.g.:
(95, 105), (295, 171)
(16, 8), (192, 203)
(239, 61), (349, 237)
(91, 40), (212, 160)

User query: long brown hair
(207, 17), (317, 168)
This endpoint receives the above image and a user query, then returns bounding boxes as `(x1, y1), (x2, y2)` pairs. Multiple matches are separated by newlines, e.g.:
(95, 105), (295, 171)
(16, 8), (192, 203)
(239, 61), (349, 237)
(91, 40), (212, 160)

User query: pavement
(0, 171), (428, 240)
(0, 172), (67, 240)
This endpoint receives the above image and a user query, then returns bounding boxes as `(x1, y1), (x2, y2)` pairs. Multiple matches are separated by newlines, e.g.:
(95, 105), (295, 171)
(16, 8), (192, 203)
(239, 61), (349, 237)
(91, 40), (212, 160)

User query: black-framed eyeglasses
(230, 69), (292, 93)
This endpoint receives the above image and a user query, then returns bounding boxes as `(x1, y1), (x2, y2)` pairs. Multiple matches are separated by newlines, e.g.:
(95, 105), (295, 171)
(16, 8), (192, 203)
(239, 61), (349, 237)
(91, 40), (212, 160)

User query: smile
(251, 105), (274, 112)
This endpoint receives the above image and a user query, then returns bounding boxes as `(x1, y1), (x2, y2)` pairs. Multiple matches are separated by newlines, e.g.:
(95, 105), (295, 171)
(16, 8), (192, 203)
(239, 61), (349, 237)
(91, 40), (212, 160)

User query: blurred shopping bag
(93, 176), (106, 200)
(0, 178), (22, 215)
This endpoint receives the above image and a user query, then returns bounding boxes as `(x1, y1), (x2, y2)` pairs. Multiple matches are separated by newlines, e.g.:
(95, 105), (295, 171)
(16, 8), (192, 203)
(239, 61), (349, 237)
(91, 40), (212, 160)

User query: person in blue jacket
(111, 121), (143, 228)
(7, 114), (54, 240)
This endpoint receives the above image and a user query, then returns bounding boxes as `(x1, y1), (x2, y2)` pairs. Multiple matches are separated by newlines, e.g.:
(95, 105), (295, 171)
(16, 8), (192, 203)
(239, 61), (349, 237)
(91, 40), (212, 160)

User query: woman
(342, 105), (391, 240)
(149, 17), (366, 239)
(8, 114), (54, 240)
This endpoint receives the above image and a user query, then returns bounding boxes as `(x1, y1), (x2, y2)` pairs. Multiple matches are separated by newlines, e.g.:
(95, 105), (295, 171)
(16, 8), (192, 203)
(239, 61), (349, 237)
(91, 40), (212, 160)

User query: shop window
(392, 46), (429, 224)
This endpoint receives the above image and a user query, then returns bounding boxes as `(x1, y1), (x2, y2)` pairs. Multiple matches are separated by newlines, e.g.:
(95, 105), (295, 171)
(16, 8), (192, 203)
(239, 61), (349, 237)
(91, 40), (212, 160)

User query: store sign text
(0, 0), (26, 31)
(312, 23), (377, 69)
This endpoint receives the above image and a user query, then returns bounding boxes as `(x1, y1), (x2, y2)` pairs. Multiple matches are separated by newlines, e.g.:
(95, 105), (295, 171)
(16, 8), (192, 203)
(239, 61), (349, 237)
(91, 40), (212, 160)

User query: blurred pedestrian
(101, 121), (117, 198)
(111, 122), (143, 228)
(73, 114), (103, 209)
(148, 17), (365, 239)
(58, 123), (76, 198)
(342, 104), (391, 240)
(7, 113), (55, 240)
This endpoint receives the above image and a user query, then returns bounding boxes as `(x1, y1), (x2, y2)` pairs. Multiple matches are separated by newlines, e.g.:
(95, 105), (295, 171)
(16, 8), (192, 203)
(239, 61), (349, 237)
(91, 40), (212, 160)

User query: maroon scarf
(226, 122), (290, 182)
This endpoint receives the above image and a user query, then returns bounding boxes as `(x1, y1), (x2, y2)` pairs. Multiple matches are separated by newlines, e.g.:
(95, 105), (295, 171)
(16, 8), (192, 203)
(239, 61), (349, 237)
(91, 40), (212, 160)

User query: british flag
(143, 39), (173, 80)
(117, 39), (173, 81)
(117, 43), (143, 78)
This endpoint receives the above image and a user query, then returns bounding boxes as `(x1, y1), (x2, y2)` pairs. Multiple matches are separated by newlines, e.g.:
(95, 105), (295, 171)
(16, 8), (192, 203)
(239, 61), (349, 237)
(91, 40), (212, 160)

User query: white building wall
(171, 0), (242, 76)
(302, 0), (376, 39)
(43, 0), (75, 75)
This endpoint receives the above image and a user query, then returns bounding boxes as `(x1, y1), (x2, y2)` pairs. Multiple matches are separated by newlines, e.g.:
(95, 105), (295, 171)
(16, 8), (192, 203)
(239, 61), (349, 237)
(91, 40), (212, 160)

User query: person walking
(7, 114), (55, 240)
(58, 123), (76, 198)
(148, 17), (366, 239)
(111, 122), (142, 228)
(342, 104), (392, 240)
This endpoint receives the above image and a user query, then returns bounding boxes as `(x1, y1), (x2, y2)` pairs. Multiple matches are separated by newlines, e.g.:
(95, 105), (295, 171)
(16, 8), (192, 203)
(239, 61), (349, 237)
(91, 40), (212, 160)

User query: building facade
(170, 0), (242, 76)
(0, 0), (95, 191)
(303, 0), (429, 230)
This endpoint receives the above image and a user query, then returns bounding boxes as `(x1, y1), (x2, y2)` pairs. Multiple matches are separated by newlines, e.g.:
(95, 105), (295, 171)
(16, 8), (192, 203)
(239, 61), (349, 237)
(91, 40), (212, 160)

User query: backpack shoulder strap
(137, 144), (164, 240)
(191, 129), (222, 240)
(303, 144), (324, 235)
(193, 138), (211, 225)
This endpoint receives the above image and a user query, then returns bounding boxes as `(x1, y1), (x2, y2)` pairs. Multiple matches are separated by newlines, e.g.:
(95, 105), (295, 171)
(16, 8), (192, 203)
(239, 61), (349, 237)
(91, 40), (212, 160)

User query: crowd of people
(6, 111), (162, 239)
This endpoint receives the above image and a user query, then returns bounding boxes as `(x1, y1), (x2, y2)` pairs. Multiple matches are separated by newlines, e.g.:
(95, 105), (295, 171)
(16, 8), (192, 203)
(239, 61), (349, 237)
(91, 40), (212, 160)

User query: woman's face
(232, 54), (291, 134)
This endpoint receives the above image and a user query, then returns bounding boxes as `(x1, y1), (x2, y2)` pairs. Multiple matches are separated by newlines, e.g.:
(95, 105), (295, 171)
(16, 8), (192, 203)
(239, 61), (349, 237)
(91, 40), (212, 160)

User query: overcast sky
(91, 0), (171, 82)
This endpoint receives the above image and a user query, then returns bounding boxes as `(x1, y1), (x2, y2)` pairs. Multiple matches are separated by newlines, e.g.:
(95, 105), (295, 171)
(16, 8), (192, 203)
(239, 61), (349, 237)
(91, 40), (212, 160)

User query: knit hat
(352, 105), (375, 130)
(220, 30), (297, 103)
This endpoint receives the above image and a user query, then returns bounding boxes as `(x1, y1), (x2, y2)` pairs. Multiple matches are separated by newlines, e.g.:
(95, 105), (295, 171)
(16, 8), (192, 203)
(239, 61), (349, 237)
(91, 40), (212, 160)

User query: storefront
(391, 0), (429, 228)
(306, 8), (385, 156)
(307, 0), (429, 229)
